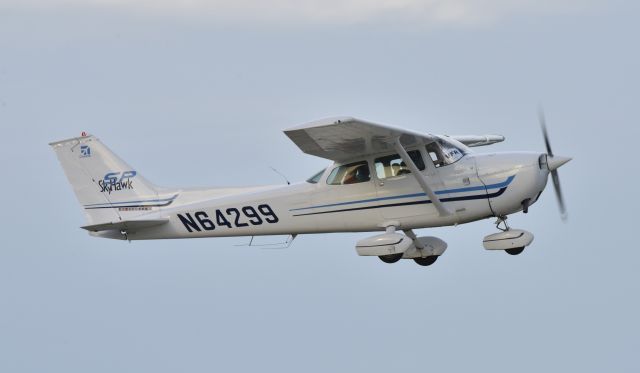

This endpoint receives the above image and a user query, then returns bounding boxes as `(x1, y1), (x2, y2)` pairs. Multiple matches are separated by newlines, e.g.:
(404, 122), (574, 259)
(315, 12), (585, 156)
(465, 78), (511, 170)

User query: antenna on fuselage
(269, 166), (291, 185)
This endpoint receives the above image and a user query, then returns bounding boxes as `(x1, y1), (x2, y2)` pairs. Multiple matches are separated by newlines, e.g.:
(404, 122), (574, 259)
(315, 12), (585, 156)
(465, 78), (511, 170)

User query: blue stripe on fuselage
(289, 175), (515, 212)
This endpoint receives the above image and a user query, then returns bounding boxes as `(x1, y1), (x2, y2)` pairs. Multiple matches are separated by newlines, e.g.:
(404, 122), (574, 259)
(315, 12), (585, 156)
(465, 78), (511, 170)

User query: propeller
(538, 108), (571, 221)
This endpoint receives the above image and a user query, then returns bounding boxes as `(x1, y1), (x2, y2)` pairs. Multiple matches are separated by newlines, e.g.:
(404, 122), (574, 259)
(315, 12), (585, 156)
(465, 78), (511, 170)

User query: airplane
(50, 114), (571, 266)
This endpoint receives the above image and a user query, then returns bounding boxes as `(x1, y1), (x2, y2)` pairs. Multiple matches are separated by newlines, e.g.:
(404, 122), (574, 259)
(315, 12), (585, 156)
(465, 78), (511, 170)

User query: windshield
(426, 137), (467, 167)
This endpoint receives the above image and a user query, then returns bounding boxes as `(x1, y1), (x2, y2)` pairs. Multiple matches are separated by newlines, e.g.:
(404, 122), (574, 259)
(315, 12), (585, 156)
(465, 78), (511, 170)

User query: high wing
(284, 117), (437, 162)
(284, 117), (453, 216)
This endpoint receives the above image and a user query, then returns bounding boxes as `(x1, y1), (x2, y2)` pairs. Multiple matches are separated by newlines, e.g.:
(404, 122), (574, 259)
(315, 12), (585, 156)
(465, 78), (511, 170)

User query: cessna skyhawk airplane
(50, 115), (571, 266)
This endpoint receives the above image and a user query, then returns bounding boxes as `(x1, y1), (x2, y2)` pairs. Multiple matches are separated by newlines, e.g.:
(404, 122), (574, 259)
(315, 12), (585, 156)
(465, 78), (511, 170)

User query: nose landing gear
(483, 216), (534, 255)
(505, 247), (525, 255)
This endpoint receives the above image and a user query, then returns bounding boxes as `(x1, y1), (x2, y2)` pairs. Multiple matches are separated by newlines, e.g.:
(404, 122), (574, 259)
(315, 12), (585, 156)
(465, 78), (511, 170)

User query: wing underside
(284, 117), (437, 162)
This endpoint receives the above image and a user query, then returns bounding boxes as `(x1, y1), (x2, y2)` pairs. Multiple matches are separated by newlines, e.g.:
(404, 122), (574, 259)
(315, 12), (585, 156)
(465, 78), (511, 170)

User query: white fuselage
(96, 151), (549, 240)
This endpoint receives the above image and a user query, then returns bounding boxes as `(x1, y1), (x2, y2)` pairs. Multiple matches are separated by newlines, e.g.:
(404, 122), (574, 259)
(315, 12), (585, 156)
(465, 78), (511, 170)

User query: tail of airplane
(50, 134), (176, 227)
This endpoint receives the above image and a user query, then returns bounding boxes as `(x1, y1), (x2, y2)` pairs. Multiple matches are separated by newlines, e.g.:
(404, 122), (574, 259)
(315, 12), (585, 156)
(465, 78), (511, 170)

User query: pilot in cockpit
(354, 164), (370, 182)
(397, 162), (410, 175)
(344, 164), (370, 184)
(391, 163), (401, 176)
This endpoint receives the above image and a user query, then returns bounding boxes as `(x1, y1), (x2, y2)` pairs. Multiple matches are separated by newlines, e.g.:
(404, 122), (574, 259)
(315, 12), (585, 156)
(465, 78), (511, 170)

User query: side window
(374, 150), (425, 179)
(306, 169), (325, 184)
(327, 161), (371, 185)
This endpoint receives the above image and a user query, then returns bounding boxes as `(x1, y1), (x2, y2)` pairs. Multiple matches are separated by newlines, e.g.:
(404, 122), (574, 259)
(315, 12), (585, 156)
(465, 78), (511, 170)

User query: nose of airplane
(546, 155), (572, 172)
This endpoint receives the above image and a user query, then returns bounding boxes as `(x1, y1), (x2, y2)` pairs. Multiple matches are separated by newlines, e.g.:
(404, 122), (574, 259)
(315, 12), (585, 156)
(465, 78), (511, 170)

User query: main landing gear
(377, 253), (439, 266)
(378, 253), (440, 266)
(413, 256), (438, 266)
(370, 228), (446, 267)
(378, 253), (403, 263)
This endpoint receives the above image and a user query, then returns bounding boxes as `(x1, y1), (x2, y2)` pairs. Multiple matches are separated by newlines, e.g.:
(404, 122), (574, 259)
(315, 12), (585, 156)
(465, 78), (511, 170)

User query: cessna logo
(79, 145), (91, 158)
(99, 171), (137, 194)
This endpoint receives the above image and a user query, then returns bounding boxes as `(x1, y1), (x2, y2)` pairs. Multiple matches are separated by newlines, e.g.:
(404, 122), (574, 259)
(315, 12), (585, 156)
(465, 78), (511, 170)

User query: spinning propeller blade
(538, 109), (553, 157)
(539, 108), (570, 221)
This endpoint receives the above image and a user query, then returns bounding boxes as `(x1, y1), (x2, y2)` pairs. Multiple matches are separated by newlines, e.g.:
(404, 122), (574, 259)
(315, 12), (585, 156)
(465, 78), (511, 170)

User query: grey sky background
(0, 1), (638, 372)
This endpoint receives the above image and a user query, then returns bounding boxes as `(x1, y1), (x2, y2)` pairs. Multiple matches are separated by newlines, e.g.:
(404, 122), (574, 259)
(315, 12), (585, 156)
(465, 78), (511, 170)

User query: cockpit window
(306, 169), (325, 184)
(374, 150), (425, 179)
(426, 138), (466, 167)
(327, 161), (371, 185)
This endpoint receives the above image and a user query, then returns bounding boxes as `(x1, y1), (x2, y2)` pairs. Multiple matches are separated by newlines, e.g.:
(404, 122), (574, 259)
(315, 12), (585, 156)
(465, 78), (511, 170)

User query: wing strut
(394, 138), (452, 217)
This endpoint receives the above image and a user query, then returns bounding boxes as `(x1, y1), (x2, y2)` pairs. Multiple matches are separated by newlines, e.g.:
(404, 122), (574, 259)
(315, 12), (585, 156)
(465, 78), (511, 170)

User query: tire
(414, 256), (438, 266)
(379, 253), (403, 263)
(505, 247), (525, 256)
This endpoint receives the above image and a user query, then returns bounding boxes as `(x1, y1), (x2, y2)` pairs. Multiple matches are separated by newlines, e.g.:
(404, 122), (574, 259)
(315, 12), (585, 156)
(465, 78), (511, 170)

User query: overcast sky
(0, 1), (638, 372)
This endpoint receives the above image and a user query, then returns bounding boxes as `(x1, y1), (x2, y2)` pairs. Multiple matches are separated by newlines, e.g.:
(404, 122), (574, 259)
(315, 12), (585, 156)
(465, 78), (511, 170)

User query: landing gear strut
(495, 215), (510, 232)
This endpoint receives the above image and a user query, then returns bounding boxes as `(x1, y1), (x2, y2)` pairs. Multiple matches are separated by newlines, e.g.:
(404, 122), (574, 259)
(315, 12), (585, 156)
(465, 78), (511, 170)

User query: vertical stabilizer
(50, 134), (174, 225)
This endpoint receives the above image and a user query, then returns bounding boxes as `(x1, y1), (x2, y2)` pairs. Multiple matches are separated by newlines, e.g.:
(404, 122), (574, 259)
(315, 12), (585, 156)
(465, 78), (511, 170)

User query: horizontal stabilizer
(81, 218), (168, 232)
